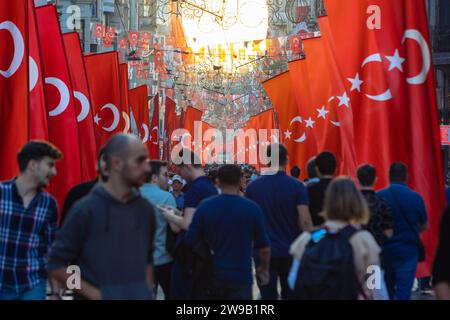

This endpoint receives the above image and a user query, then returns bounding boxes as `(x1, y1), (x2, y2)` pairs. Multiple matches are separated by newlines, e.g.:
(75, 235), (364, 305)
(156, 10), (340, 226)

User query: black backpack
(293, 225), (360, 300)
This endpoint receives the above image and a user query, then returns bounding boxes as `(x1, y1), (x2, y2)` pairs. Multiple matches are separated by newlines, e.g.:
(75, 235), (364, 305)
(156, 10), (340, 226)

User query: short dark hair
(307, 157), (317, 179)
(357, 164), (376, 187)
(267, 143), (288, 167)
(149, 160), (167, 178)
(315, 151), (337, 176)
(389, 162), (407, 183)
(178, 148), (202, 168)
(217, 165), (242, 186)
(17, 141), (62, 172)
(290, 165), (301, 178)
(102, 134), (134, 170)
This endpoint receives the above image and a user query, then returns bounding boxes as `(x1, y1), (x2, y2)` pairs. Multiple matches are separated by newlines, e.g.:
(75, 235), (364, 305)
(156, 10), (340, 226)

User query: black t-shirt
(433, 206), (450, 285)
(60, 179), (97, 226)
(307, 178), (332, 226)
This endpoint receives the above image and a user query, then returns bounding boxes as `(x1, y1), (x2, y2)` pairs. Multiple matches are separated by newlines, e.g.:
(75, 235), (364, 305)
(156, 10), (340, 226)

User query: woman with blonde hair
(289, 177), (385, 300)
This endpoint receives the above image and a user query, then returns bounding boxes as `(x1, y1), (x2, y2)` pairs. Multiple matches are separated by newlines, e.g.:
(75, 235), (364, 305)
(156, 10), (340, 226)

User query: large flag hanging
(28, 0), (48, 141)
(149, 94), (160, 159)
(0, 0), (29, 180)
(289, 23), (357, 176)
(263, 71), (317, 179)
(119, 63), (130, 133)
(128, 85), (151, 154)
(36, 5), (82, 210)
(84, 52), (122, 150)
(163, 97), (180, 161)
(182, 106), (203, 153)
(63, 32), (97, 182)
(324, 0), (445, 276)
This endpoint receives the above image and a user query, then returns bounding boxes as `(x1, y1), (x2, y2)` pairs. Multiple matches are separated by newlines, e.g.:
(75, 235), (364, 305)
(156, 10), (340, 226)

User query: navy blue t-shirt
(184, 194), (270, 285)
(183, 176), (218, 210)
(245, 171), (309, 258)
(377, 183), (427, 256)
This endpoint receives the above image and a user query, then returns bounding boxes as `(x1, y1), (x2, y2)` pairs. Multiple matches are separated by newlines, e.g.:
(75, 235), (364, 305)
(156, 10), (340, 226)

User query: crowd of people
(0, 133), (449, 300)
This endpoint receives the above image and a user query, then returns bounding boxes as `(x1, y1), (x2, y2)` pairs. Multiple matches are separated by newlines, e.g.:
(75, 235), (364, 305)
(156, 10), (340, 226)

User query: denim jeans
(383, 251), (418, 300)
(0, 281), (47, 300)
(254, 255), (294, 300)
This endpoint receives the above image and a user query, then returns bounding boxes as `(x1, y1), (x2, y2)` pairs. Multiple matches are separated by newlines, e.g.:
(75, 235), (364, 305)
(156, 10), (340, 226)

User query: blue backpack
(294, 225), (360, 300)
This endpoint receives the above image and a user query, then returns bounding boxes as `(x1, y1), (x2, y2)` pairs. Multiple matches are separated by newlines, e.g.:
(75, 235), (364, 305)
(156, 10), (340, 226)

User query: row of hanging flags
(253, 0), (443, 277)
(0, 2), (193, 215)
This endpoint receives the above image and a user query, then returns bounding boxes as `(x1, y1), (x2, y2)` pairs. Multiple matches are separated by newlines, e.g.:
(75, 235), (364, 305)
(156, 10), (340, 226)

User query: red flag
(149, 94), (160, 159)
(181, 107), (203, 153)
(63, 32), (97, 181)
(28, 0), (48, 140)
(118, 37), (127, 50)
(94, 24), (104, 39)
(289, 34), (303, 55)
(36, 5), (82, 210)
(128, 31), (139, 47)
(104, 26), (116, 41)
(0, 0), (29, 180)
(163, 97), (180, 160)
(84, 52), (122, 150)
(128, 85), (151, 154)
(119, 63), (130, 133)
(367, 0), (444, 276)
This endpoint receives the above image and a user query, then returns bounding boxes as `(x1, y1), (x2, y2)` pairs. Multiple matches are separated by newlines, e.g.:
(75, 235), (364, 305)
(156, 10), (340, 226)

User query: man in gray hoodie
(47, 134), (156, 300)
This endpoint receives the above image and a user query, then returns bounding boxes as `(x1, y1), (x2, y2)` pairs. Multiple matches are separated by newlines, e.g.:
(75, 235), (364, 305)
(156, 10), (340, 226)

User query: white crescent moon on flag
(0, 21), (24, 78)
(361, 53), (392, 102)
(270, 134), (279, 143)
(29, 56), (38, 91)
(152, 126), (158, 145)
(330, 120), (341, 127)
(180, 132), (192, 148)
(74, 91), (90, 122)
(122, 112), (130, 133)
(402, 29), (431, 85)
(290, 116), (307, 143)
(46, 77), (70, 117)
(101, 103), (120, 132)
(141, 123), (149, 143)
(361, 53), (382, 67)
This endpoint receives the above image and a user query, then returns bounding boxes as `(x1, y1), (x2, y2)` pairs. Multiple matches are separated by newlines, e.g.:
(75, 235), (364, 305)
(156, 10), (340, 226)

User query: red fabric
(0, 0), (29, 180)
(163, 97), (180, 160)
(119, 63), (130, 133)
(28, 0), (48, 141)
(149, 94), (160, 159)
(84, 52), (122, 150)
(36, 5), (82, 211)
(63, 32), (97, 182)
(128, 85), (151, 155)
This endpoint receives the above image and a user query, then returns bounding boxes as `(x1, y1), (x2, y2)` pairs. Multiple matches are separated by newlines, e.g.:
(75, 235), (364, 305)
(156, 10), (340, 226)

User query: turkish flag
(119, 63), (130, 133)
(94, 24), (104, 39)
(36, 5), (82, 211)
(118, 37), (127, 50)
(263, 71), (317, 179)
(84, 52), (122, 150)
(28, 0), (48, 141)
(149, 94), (160, 159)
(163, 97), (180, 161)
(63, 32), (97, 182)
(128, 31), (139, 47)
(369, 0), (444, 276)
(128, 85), (151, 154)
(182, 107), (203, 153)
(0, 0), (29, 180)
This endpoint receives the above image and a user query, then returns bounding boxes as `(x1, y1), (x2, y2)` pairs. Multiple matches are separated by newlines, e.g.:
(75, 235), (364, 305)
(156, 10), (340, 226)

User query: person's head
(307, 157), (317, 179)
(17, 141), (62, 188)
(323, 177), (369, 224)
(102, 134), (150, 188)
(171, 175), (183, 193)
(266, 143), (288, 170)
(148, 160), (169, 190)
(217, 164), (242, 190)
(315, 151), (337, 177)
(96, 145), (109, 182)
(176, 148), (203, 182)
(290, 165), (301, 179)
(357, 164), (377, 188)
(389, 162), (408, 184)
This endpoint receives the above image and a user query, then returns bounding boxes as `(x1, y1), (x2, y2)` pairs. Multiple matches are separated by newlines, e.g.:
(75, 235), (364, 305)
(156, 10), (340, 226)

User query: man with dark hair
(307, 151), (337, 226)
(47, 134), (156, 300)
(60, 146), (109, 226)
(378, 162), (429, 300)
(246, 144), (312, 300)
(290, 166), (301, 180)
(160, 148), (218, 299)
(185, 165), (271, 300)
(140, 160), (176, 299)
(357, 164), (394, 246)
(0, 141), (62, 300)
(305, 157), (319, 185)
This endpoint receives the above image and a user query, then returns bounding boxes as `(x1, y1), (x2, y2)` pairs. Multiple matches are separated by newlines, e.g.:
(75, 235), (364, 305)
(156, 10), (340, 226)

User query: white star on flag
(94, 114), (100, 125)
(284, 129), (292, 140)
(305, 117), (315, 128)
(317, 106), (329, 119)
(337, 92), (350, 107)
(347, 73), (364, 92)
(385, 49), (405, 72)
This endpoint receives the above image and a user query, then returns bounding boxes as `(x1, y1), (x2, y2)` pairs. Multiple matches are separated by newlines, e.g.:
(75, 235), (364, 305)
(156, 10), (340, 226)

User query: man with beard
(47, 134), (156, 300)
